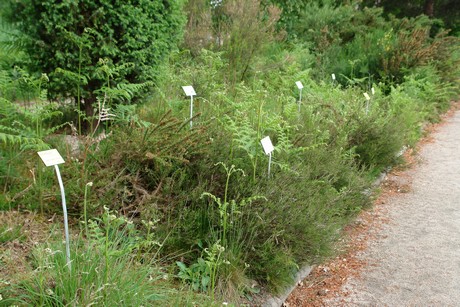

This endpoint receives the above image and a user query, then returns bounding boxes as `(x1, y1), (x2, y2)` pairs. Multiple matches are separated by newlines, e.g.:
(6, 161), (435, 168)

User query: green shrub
(5, 0), (186, 128)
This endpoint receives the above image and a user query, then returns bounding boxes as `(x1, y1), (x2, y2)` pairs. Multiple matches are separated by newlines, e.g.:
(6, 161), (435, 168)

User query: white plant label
(331, 73), (336, 80)
(371, 87), (375, 95)
(37, 149), (71, 269)
(364, 92), (371, 101)
(260, 136), (274, 155)
(182, 85), (196, 96)
(295, 81), (304, 89)
(38, 149), (65, 167)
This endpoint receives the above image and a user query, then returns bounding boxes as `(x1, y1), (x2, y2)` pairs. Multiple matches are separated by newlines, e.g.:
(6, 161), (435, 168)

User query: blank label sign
(295, 81), (304, 89)
(38, 149), (65, 167)
(260, 136), (274, 155)
(182, 85), (196, 96)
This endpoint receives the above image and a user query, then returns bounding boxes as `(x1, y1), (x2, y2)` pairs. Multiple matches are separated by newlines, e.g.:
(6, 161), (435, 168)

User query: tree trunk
(424, 0), (435, 17)
(83, 96), (97, 133)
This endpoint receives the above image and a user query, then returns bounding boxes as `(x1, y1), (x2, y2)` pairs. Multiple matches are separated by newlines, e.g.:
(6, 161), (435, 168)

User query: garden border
(261, 171), (389, 306)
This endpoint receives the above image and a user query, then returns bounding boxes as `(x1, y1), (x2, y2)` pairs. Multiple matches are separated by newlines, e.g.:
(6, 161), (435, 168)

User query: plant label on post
(363, 92), (371, 114)
(331, 73), (336, 87)
(37, 149), (65, 166)
(37, 149), (71, 269)
(182, 85), (196, 129)
(182, 85), (196, 97)
(260, 136), (274, 178)
(371, 87), (375, 95)
(295, 81), (303, 112)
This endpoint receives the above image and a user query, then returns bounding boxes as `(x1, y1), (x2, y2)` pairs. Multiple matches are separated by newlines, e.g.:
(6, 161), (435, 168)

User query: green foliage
(183, 0), (282, 85)
(5, 0), (186, 116)
(0, 73), (66, 210)
(0, 224), (24, 243)
(380, 16), (460, 83)
(1, 0), (459, 303)
(275, 1), (460, 87)
(362, 0), (460, 36)
(347, 110), (405, 170)
(216, 0), (282, 84)
(3, 210), (170, 306)
(177, 257), (211, 292)
(0, 17), (29, 101)
(176, 241), (227, 297)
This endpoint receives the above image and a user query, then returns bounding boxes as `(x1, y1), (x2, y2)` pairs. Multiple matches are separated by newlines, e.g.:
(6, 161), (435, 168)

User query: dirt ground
(0, 210), (61, 285)
(286, 102), (460, 306)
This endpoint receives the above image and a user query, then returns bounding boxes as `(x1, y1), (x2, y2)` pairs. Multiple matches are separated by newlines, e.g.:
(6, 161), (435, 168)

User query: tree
(423, 0), (434, 17)
(5, 0), (186, 128)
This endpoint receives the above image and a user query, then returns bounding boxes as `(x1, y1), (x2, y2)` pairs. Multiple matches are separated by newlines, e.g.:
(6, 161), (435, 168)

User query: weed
(0, 224), (24, 243)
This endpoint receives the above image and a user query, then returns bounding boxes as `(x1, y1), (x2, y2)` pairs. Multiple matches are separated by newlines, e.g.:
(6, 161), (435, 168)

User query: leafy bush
(5, 0), (186, 123)
(278, 1), (460, 88)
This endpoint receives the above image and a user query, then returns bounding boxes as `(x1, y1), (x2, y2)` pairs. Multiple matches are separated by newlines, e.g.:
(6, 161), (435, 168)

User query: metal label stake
(260, 136), (275, 178)
(37, 149), (71, 269)
(296, 81), (304, 112)
(364, 92), (371, 115)
(182, 85), (197, 129)
(268, 152), (272, 177)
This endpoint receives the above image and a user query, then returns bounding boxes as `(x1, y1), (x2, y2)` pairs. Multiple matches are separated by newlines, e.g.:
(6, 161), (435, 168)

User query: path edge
(261, 171), (388, 307)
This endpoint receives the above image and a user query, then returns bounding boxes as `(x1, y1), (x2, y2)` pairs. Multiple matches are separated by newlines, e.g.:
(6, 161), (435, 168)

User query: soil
(0, 211), (61, 285)
(286, 102), (460, 306)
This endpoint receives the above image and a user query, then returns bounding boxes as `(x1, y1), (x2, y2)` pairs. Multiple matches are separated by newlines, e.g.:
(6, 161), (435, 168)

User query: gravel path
(328, 109), (460, 306)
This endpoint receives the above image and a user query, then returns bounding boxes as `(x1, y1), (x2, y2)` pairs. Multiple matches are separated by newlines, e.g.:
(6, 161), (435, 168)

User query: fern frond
(55, 67), (88, 85)
(0, 131), (49, 150)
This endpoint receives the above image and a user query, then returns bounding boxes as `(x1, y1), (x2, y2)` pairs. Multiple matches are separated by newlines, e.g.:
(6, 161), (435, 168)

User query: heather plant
(182, 0), (283, 86)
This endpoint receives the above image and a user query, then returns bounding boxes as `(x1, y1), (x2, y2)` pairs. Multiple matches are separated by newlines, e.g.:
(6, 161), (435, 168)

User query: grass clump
(1, 208), (216, 306)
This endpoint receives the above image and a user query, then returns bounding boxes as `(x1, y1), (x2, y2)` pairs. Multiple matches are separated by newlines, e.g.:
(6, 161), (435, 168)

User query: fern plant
(0, 98), (50, 150)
